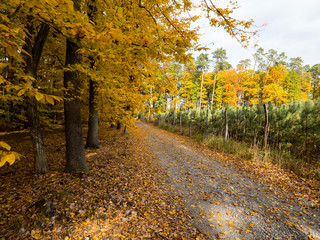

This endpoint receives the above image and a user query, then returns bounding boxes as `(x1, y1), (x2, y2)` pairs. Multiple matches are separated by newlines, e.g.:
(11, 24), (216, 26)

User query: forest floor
(0, 122), (319, 239)
(0, 125), (205, 239)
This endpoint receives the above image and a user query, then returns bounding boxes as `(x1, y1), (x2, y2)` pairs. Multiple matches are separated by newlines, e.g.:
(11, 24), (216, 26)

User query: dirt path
(138, 122), (320, 240)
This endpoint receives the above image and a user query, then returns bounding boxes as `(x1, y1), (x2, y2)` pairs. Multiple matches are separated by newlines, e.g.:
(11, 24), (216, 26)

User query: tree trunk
(86, 0), (99, 148)
(225, 106), (228, 142)
(23, 22), (49, 174)
(189, 111), (193, 137)
(64, 39), (88, 173)
(173, 107), (175, 126)
(211, 74), (216, 111)
(204, 107), (209, 136)
(199, 70), (204, 109)
(116, 122), (122, 129)
(166, 93), (170, 113)
(27, 97), (48, 173)
(263, 103), (269, 150)
(179, 108), (182, 134)
(86, 79), (99, 148)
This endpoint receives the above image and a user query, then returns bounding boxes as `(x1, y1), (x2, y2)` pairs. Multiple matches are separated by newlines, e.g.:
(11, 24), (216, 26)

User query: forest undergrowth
(0, 125), (206, 239)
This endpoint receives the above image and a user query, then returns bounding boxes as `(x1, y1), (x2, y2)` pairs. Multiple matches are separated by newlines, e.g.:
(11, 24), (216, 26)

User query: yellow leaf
(218, 223), (224, 227)
(0, 141), (11, 151)
(228, 221), (234, 228)
(17, 89), (26, 96)
(35, 92), (44, 101)
(2, 153), (16, 165)
(0, 158), (6, 167)
(51, 95), (62, 102)
(46, 95), (55, 105)
(12, 151), (21, 160)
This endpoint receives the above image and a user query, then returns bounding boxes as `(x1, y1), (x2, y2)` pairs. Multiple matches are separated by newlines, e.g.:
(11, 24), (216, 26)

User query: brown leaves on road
(0, 126), (206, 239)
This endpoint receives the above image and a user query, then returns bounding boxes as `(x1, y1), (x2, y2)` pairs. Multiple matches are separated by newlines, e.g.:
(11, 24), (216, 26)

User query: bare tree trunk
(23, 22), (50, 174)
(86, 0), (99, 148)
(225, 106), (228, 142)
(204, 107), (209, 136)
(26, 97), (48, 173)
(166, 93), (170, 113)
(263, 103), (269, 150)
(211, 74), (216, 111)
(86, 79), (99, 148)
(189, 111), (193, 137)
(179, 107), (182, 134)
(64, 38), (88, 173)
(173, 106), (175, 126)
(199, 70), (204, 109)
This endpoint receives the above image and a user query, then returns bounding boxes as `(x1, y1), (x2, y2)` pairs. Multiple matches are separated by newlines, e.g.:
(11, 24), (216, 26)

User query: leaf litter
(0, 126), (206, 239)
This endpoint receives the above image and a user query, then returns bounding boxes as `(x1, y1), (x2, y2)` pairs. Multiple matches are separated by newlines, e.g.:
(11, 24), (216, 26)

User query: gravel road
(138, 122), (320, 240)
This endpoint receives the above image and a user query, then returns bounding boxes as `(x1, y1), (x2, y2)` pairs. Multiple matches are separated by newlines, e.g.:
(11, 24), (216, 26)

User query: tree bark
(263, 103), (269, 150)
(179, 108), (182, 134)
(23, 22), (49, 174)
(173, 106), (175, 126)
(64, 39), (88, 173)
(189, 111), (193, 137)
(116, 122), (122, 130)
(225, 106), (228, 142)
(85, 0), (99, 148)
(211, 74), (216, 111)
(204, 107), (209, 136)
(86, 79), (99, 148)
(199, 69), (204, 109)
(27, 97), (48, 173)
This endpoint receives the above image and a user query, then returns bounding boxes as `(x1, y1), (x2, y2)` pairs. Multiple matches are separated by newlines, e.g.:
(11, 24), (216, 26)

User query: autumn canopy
(0, 0), (257, 172)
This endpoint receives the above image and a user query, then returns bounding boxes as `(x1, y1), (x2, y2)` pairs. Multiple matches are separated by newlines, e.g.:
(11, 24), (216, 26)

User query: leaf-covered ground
(0, 125), (206, 239)
(139, 122), (320, 239)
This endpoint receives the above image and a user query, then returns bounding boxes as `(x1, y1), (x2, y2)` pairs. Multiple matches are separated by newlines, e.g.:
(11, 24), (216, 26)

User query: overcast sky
(193, 0), (320, 69)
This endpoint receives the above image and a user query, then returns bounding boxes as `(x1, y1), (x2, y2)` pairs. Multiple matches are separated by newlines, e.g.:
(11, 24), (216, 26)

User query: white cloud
(193, 0), (320, 68)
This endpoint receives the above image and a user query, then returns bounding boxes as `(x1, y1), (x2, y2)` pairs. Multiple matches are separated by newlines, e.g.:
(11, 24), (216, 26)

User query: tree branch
(155, 3), (185, 38)
(138, 0), (158, 26)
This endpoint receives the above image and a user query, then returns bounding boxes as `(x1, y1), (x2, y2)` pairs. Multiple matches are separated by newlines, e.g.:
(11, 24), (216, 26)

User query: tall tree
(309, 64), (320, 99)
(86, 0), (99, 148)
(64, 0), (88, 173)
(238, 59), (251, 69)
(195, 53), (210, 109)
(23, 21), (50, 174)
(289, 57), (304, 74)
(211, 47), (230, 109)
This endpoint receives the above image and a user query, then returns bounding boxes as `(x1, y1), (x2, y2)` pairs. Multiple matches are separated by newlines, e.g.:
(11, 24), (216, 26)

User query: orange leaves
(216, 69), (241, 107)
(262, 65), (289, 105)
